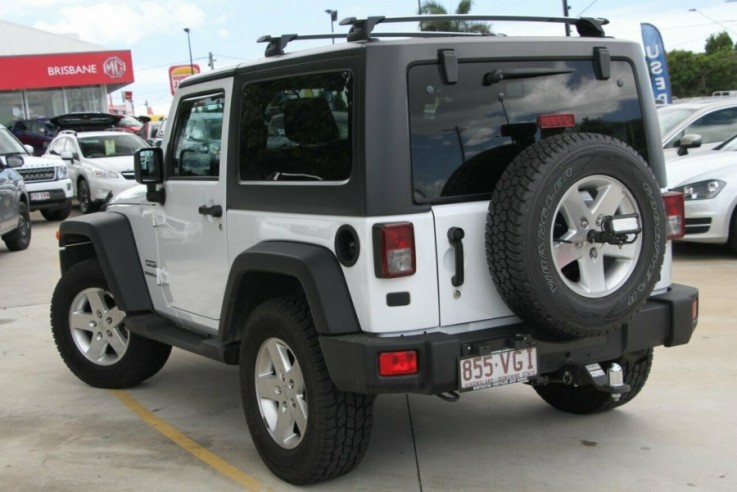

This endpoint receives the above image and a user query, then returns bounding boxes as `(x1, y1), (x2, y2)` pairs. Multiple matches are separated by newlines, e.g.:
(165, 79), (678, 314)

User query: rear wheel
(533, 350), (653, 414)
(240, 297), (374, 485)
(50, 259), (171, 388)
(2, 202), (31, 251)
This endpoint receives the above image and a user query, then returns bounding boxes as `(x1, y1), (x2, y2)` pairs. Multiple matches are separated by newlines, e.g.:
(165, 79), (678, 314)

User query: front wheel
(533, 349), (654, 414)
(240, 297), (374, 485)
(77, 179), (99, 214)
(50, 259), (171, 388)
(2, 202), (31, 251)
(41, 200), (73, 221)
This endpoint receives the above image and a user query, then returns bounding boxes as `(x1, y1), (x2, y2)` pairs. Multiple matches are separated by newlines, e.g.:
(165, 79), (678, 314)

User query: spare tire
(486, 133), (665, 339)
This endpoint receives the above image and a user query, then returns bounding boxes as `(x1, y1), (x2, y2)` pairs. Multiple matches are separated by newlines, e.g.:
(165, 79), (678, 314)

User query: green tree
(666, 32), (737, 98)
(705, 32), (734, 55)
(419, 0), (491, 34)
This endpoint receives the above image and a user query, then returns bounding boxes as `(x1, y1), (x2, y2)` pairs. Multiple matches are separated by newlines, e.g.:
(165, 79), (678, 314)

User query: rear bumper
(319, 283), (698, 395)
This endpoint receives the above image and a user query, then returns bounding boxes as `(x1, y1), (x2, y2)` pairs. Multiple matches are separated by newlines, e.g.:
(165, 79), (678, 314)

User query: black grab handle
(447, 227), (465, 287)
(198, 204), (223, 218)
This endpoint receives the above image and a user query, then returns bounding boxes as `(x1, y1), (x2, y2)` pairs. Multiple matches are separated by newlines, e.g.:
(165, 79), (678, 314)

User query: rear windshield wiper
(483, 68), (574, 86)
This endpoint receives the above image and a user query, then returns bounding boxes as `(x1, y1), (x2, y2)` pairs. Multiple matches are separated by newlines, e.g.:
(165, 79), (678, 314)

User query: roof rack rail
(257, 14), (609, 57)
(339, 14), (609, 41)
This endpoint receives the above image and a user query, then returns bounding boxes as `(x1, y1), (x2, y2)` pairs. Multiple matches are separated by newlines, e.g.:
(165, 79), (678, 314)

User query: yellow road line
(111, 389), (263, 491)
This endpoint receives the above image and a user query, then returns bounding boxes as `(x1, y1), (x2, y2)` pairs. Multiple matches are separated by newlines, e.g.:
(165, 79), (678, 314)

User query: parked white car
(658, 98), (737, 159)
(43, 130), (149, 213)
(667, 133), (737, 253)
(1, 123), (73, 221)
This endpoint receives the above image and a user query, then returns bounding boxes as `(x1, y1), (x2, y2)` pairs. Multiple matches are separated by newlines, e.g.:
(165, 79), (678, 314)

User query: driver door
(154, 85), (229, 331)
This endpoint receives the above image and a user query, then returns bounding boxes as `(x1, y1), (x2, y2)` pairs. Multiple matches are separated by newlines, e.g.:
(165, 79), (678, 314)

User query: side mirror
(134, 147), (165, 204)
(4, 155), (25, 168)
(677, 134), (702, 156)
(23, 144), (34, 155)
(60, 151), (75, 162)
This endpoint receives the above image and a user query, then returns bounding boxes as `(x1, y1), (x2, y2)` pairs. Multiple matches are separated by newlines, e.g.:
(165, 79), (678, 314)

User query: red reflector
(379, 351), (418, 376)
(537, 113), (576, 129)
(692, 298), (699, 321)
(373, 222), (416, 278)
(663, 191), (685, 240)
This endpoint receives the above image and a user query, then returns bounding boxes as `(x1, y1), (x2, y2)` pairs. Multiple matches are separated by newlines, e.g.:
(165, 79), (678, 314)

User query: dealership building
(0, 19), (134, 126)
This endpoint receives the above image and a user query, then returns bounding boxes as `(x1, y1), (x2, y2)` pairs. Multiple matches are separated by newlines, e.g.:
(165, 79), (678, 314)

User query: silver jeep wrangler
(51, 15), (699, 485)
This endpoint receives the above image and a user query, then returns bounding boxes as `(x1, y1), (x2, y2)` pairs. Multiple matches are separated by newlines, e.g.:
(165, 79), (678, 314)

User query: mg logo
(103, 57), (127, 79)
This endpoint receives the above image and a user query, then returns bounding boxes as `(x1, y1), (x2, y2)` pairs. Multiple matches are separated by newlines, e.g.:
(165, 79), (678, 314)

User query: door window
(170, 93), (224, 178)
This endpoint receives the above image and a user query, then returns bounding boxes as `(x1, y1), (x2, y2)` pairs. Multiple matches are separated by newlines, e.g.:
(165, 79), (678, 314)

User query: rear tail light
(373, 222), (416, 278)
(537, 113), (576, 129)
(379, 350), (418, 376)
(663, 191), (685, 240)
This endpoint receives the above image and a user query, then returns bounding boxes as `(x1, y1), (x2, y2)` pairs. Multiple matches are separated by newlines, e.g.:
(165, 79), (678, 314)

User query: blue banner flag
(641, 23), (672, 104)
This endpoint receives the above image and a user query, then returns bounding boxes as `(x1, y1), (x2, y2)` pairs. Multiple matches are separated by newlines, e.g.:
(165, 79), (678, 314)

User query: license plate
(31, 192), (51, 201)
(459, 347), (537, 391)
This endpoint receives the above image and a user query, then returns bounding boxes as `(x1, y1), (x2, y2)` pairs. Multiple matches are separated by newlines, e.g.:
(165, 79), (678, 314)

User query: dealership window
(25, 89), (65, 119)
(0, 92), (25, 126)
(66, 86), (105, 112)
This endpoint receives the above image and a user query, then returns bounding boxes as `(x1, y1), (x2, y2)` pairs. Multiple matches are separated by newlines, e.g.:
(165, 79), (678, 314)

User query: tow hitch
(539, 362), (631, 401)
(577, 363), (631, 401)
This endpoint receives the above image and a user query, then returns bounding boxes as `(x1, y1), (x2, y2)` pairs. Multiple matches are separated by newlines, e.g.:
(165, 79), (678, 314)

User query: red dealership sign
(0, 50), (134, 91)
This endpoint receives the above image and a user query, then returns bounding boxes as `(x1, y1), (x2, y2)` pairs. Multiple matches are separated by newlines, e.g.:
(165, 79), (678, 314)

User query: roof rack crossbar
(257, 33), (349, 56)
(257, 14), (609, 57)
(340, 14), (608, 38)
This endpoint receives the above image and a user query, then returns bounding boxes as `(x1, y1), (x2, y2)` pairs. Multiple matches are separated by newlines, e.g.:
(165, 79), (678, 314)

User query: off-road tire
(486, 133), (666, 339)
(41, 200), (73, 221)
(2, 202), (31, 251)
(50, 259), (171, 388)
(240, 297), (374, 485)
(533, 349), (654, 414)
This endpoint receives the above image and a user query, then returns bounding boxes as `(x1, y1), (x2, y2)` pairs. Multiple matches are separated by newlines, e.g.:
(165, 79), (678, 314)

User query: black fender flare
(58, 212), (153, 313)
(220, 241), (361, 338)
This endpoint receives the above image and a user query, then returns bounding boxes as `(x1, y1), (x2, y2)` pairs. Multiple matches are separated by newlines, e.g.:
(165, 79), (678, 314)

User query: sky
(2, 0), (736, 115)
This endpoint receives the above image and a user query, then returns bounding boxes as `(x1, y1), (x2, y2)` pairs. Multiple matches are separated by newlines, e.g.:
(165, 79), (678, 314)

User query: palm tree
(418, 0), (492, 34)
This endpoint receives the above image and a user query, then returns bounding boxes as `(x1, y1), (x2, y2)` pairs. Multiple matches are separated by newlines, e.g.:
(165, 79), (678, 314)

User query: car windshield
(78, 134), (149, 158)
(0, 128), (28, 156)
(657, 106), (698, 136)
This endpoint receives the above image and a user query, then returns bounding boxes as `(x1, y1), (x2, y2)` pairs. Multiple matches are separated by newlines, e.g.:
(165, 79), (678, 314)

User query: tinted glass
(408, 60), (645, 201)
(239, 71), (352, 182)
(171, 93), (224, 178)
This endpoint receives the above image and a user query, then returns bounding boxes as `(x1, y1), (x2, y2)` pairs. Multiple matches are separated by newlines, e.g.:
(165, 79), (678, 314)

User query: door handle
(198, 204), (223, 217)
(447, 227), (465, 287)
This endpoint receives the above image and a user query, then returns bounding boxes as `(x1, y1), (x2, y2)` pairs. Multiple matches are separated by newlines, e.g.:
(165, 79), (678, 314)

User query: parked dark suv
(8, 118), (57, 156)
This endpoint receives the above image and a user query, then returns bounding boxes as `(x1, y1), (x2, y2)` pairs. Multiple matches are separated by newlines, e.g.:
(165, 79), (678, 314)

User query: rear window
(409, 60), (645, 202)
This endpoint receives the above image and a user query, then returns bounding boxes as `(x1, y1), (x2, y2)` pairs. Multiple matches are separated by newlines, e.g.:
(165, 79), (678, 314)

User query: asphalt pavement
(1, 210), (736, 491)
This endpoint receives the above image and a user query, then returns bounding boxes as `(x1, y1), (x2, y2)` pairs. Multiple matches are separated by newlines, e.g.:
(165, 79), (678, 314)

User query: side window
(239, 71), (352, 182)
(170, 93), (224, 178)
(683, 108), (737, 145)
(48, 137), (66, 155)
